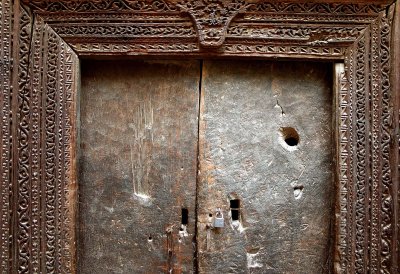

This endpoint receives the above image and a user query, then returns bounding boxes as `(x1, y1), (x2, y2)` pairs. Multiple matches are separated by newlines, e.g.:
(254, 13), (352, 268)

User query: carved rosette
(177, 0), (249, 48)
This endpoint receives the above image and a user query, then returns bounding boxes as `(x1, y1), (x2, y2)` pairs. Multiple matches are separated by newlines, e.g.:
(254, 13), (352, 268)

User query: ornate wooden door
(79, 59), (333, 273)
(79, 60), (201, 273)
(3, 1), (398, 274)
(197, 60), (333, 273)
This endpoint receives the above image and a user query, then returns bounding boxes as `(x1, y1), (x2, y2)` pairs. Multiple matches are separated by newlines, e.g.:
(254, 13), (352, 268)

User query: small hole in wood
(181, 208), (188, 225)
(230, 199), (240, 221)
(280, 127), (300, 147)
(230, 199), (240, 208)
(231, 209), (240, 221)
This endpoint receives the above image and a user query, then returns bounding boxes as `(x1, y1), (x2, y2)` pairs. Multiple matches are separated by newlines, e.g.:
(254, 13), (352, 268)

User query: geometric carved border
(9, 6), (79, 273)
(1, 0), (398, 273)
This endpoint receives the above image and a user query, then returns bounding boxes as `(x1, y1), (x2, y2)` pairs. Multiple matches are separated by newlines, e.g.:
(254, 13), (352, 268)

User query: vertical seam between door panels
(194, 60), (203, 274)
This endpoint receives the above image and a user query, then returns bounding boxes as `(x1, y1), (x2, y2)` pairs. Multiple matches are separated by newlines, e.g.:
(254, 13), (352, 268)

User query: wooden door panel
(79, 60), (200, 273)
(198, 60), (333, 274)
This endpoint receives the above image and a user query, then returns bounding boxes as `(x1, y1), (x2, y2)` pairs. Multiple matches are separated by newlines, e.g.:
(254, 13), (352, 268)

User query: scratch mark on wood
(126, 93), (154, 199)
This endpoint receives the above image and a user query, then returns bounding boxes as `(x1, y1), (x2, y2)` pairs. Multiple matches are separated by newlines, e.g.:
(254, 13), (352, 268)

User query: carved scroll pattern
(5, 0), (398, 273)
(30, 16), (45, 273)
(16, 7), (33, 273)
(339, 9), (395, 274)
(10, 7), (79, 273)
(70, 42), (346, 58)
(247, 2), (387, 14)
(379, 11), (393, 273)
(28, 0), (178, 12)
(43, 27), (58, 274)
(354, 32), (369, 274)
(27, 0), (388, 57)
(226, 25), (365, 43)
(28, 0), (387, 14)
(51, 23), (196, 38)
(341, 33), (370, 274)
(42, 25), (78, 274)
(0, 0), (13, 273)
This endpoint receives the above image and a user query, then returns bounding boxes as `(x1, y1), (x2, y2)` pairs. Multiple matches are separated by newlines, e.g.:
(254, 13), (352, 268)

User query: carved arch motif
(0, 0), (398, 273)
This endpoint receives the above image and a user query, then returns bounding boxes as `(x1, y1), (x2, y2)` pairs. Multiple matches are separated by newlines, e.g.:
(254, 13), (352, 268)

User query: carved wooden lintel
(1, 0), (399, 273)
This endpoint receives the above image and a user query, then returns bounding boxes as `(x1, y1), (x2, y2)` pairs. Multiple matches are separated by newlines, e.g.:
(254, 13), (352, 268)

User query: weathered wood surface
(4, 0), (398, 273)
(79, 60), (200, 273)
(197, 60), (333, 274)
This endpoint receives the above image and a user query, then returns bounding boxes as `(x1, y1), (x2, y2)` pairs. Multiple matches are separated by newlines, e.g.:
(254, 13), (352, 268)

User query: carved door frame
(1, 0), (399, 273)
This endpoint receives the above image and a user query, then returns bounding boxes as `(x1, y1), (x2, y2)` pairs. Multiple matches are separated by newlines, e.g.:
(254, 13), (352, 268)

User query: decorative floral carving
(354, 34), (368, 274)
(16, 8), (33, 274)
(27, 0), (178, 12)
(52, 24), (196, 37)
(379, 11), (393, 273)
(177, 0), (250, 47)
(71, 42), (200, 53)
(227, 25), (364, 45)
(222, 43), (344, 57)
(247, 2), (386, 14)
(30, 17), (45, 273)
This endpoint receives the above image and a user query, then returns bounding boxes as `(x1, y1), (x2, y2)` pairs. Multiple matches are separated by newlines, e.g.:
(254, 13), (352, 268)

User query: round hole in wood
(280, 127), (300, 147)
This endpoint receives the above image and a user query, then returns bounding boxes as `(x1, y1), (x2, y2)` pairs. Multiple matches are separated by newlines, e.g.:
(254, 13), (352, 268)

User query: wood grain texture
(4, 0), (398, 272)
(197, 60), (333, 274)
(79, 60), (200, 274)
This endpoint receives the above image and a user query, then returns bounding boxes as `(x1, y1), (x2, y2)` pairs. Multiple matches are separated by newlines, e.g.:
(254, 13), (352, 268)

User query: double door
(78, 59), (333, 273)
